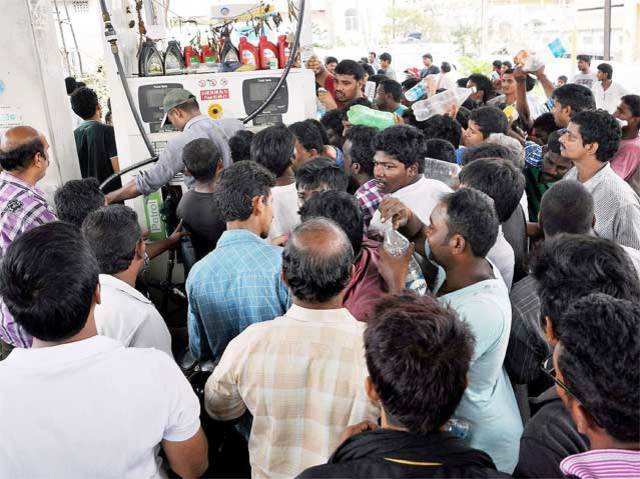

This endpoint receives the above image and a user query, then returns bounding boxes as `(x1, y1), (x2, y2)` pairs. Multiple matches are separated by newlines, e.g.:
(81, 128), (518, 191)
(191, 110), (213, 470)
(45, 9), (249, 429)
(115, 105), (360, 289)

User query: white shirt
(572, 72), (598, 90)
(0, 336), (201, 478)
(94, 274), (172, 356)
(622, 245), (640, 279)
(268, 182), (301, 240)
(592, 81), (628, 114)
(436, 72), (457, 92)
(487, 226), (515, 290)
(369, 176), (452, 234)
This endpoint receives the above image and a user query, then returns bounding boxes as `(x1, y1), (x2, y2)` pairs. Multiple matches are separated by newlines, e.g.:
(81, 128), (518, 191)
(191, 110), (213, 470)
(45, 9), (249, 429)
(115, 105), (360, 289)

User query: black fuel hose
(242, 0), (306, 124)
(100, 156), (158, 191)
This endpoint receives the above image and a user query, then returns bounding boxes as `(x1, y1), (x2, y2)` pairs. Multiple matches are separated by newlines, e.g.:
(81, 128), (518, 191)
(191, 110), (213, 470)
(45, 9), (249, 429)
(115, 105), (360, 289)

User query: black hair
(70, 87), (99, 121)
(334, 60), (366, 81)
(321, 109), (347, 139)
(467, 74), (495, 103)
(597, 63), (613, 80)
(81, 205), (141, 275)
(76, 82), (86, 89)
(457, 77), (469, 88)
(532, 112), (558, 136)
(282, 218), (354, 303)
(346, 97), (373, 109)
(0, 137), (45, 171)
(459, 158), (525, 223)
(368, 74), (388, 86)
(229, 130), (254, 163)
(525, 74), (537, 92)
(456, 106), (471, 129)
(365, 292), (474, 433)
(547, 130), (563, 155)
(374, 125), (427, 173)
(305, 119), (330, 145)
(295, 157), (348, 193)
(299, 190), (363, 255)
(558, 75), (568, 83)
(492, 60), (502, 69)
(250, 124), (295, 177)
(369, 52), (377, 58)
(325, 56), (338, 65)
(557, 293), (640, 443)
(379, 52), (392, 63)
(213, 161), (275, 222)
(571, 109), (621, 162)
(182, 138), (221, 181)
(54, 178), (105, 228)
(502, 61), (512, 69)
(469, 106), (509, 138)
(552, 84), (596, 115)
(289, 121), (324, 154)
(441, 62), (452, 73)
(577, 54), (592, 64)
(461, 143), (513, 166)
(531, 234), (640, 336)
(360, 62), (375, 77)
(621, 94), (640, 117)
(425, 139), (456, 164)
(422, 53), (433, 60)
(344, 125), (377, 176)
(420, 114), (462, 148)
(441, 188), (499, 258)
(65, 76), (77, 95)
(0, 222), (99, 342)
(378, 79), (403, 102)
(401, 77), (421, 91)
(540, 180), (593, 237)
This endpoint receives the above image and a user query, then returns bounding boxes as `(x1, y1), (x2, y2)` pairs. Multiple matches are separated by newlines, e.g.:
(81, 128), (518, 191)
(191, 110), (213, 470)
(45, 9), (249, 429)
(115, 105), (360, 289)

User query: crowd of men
(0, 47), (638, 479)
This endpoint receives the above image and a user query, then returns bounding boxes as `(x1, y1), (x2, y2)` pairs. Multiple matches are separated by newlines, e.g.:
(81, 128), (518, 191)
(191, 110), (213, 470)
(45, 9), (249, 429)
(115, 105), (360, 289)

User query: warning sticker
(200, 89), (229, 101)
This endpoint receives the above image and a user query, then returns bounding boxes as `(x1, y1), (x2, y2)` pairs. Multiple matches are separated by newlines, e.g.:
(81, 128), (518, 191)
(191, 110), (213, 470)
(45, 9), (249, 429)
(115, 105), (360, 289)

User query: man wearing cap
(105, 88), (243, 204)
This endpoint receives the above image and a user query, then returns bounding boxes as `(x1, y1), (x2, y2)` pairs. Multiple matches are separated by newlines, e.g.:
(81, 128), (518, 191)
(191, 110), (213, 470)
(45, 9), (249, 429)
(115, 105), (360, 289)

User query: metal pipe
(604, 0), (612, 60)
(61, 0), (84, 75)
(242, 0), (306, 124)
(52, 0), (71, 76)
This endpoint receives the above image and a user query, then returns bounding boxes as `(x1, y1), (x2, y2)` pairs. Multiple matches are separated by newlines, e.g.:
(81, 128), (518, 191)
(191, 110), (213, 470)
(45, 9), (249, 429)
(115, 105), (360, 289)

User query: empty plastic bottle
(383, 229), (427, 295)
(347, 105), (396, 131)
(404, 80), (428, 102)
(411, 87), (475, 121)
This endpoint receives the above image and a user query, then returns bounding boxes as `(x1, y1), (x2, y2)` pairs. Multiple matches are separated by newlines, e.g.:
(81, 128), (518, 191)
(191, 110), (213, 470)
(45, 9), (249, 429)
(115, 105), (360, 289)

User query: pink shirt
(611, 135), (640, 181)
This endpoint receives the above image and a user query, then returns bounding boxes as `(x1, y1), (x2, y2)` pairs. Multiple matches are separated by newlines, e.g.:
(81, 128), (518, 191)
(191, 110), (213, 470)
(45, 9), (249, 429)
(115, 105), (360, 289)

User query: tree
(451, 25), (481, 56)
(382, 4), (445, 43)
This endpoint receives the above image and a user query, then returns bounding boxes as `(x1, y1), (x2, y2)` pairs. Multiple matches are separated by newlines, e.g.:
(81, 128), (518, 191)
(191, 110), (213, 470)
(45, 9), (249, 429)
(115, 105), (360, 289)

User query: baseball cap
(160, 88), (197, 127)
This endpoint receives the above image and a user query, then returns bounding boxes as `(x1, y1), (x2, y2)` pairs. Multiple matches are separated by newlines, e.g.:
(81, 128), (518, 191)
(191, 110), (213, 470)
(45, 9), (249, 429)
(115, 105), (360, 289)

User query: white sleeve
(130, 306), (173, 357)
(162, 357), (202, 442)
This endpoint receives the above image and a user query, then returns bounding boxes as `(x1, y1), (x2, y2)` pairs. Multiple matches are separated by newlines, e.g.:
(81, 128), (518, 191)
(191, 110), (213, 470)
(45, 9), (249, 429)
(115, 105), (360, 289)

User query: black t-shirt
(74, 121), (122, 193)
(176, 190), (226, 260)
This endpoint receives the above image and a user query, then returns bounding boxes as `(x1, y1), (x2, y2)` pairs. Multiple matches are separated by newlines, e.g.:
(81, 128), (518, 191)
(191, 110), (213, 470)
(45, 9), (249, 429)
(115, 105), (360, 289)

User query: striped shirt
(564, 163), (640, 249)
(204, 304), (380, 479)
(355, 179), (385, 230)
(0, 171), (57, 347)
(560, 449), (640, 478)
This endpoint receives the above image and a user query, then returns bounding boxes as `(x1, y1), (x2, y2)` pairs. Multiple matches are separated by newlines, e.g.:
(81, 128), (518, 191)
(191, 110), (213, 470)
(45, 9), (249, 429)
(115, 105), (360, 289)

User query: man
(591, 63), (628, 114)
(342, 124), (377, 192)
(176, 138), (226, 260)
(487, 68), (547, 126)
(251, 125), (301, 239)
(572, 54), (598, 89)
(105, 88), (243, 204)
(204, 218), (379, 478)
(382, 188), (522, 472)
(612, 94), (640, 192)
(0, 126), (57, 350)
(70, 86), (122, 193)
(374, 79), (407, 116)
(186, 161), (290, 365)
(298, 292), (510, 479)
(367, 51), (379, 72)
(377, 52), (396, 80)
(556, 75), (568, 88)
(310, 59), (366, 110)
(295, 157), (348, 207)
(229, 129), (254, 163)
(524, 130), (573, 221)
(436, 62), (457, 91)
(458, 158), (525, 289)
(82, 205), (172, 356)
(467, 73), (497, 106)
(561, 109), (640, 248)
(289, 120), (324, 166)
(514, 234), (640, 478)
(490, 59), (503, 82)
(324, 56), (338, 75)
(551, 83), (596, 128)
(462, 106), (509, 148)
(0, 222), (207, 478)
(420, 114), (463, 148)
(369, 125), (451, 236)
(420, 53), (440, 78)
(552, 294), (640, 478)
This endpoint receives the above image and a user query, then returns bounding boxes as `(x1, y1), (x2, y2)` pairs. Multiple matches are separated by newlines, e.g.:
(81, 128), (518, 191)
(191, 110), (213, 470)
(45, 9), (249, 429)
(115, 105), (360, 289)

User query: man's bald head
(0, 126), (48, 172)
(282, 218), (354, 304)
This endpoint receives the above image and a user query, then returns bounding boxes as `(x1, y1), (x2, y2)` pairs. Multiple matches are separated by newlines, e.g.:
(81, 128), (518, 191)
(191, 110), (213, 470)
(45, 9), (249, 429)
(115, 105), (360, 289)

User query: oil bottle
(138, 39), (164, 77)
(163, 40), (184, 75)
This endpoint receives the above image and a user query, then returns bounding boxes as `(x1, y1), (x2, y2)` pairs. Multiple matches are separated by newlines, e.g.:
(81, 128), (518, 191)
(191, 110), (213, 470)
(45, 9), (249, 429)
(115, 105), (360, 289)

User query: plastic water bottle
(383, 229), (427, 295)
(404, 80), (427, 102)
(364, 81), (377, 102)
(347, 105), (397, 131)
(443, 418), (471, 440)
(548, 38), (566, 59)
(411, 87), (474, 121)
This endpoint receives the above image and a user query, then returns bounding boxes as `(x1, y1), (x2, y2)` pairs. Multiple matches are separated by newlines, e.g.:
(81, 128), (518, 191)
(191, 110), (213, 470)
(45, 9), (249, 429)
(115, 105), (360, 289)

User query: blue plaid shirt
(187, 229), (291, 363)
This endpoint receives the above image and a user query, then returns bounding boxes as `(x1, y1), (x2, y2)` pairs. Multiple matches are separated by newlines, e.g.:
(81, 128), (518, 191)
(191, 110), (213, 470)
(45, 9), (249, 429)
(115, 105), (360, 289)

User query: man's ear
(584, 140), (599, 159)
(215, 161), (224, 177)
(450, 233), (466, 256)
(251, 195), (264, 217)
(365, 376), (380, 404)
(351, 162), (361, 175)
(93, 283), (101, 306)
(135, 239), (145, 260)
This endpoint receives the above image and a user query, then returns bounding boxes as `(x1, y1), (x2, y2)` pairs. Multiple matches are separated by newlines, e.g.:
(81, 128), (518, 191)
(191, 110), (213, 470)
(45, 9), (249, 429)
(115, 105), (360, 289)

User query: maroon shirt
(343, 239), (388, 322)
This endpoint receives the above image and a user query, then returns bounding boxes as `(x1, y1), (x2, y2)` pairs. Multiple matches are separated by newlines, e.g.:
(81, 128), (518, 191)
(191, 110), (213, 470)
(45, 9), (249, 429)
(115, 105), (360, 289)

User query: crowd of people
(0, 46), (638, 479)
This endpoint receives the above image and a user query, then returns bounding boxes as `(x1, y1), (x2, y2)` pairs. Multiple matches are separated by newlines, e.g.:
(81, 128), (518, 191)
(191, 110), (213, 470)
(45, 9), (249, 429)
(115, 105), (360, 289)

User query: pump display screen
(138, 83), (183, 123)
(242, 77), (289, 118)
(247, 81), (287, 103)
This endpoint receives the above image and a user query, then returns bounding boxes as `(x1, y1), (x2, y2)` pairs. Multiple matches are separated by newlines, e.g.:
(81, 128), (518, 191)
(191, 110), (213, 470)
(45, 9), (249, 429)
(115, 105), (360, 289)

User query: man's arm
(162, 428), (208, 479)
(105, 178), (140, 204)
(533, 65), (555, 99)
(145, 221), (188, 259)
(514, 67), (533, 131)
(204, 337), (247, 421)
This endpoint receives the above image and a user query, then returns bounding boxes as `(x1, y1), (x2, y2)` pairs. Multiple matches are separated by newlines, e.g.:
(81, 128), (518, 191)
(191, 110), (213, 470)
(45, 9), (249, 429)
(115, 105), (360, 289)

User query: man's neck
(7, 169), (38, 188)
(31, 314), (98, 348)
(292, 295), (344, 310)
(588, 431), (640, 452)
(275, 168), (295, 187)
(438, 257), (494, 295)
(504, 92), (516, 104)
(194, 179), (215, 193)
(226, 220), (264, 238)
(574, 156), (607, 183)
(622, 121), (640, 140)
(113, 266), (139, 288)
(89, 112), (102, 122)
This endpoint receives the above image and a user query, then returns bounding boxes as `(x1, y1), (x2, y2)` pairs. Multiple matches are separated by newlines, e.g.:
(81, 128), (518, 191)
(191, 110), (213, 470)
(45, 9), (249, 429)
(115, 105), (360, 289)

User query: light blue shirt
(187, 229), (291, 364)
(438, 264), (523, 473)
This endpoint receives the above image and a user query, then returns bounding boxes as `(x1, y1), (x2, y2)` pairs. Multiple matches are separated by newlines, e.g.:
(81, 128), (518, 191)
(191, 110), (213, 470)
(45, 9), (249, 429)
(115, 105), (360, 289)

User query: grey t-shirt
(177, 190), (226, 260)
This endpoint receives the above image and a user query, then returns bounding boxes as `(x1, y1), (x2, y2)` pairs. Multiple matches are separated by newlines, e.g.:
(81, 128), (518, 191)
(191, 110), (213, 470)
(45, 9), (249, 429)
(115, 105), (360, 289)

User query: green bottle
(347, 105), (396, 130)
